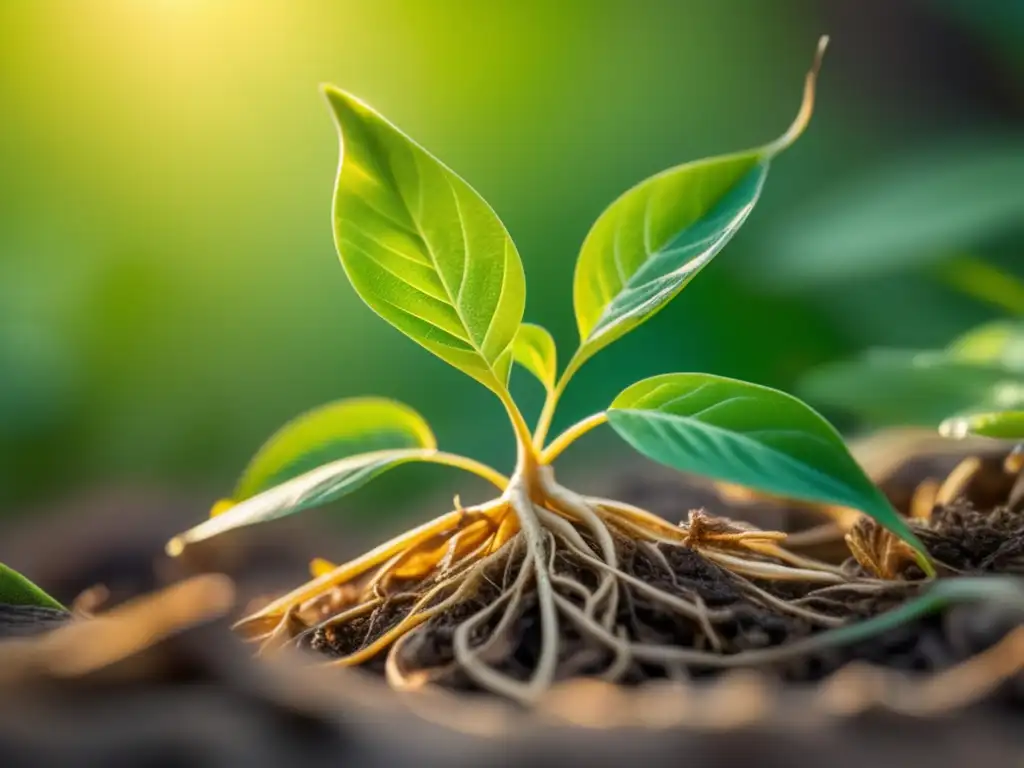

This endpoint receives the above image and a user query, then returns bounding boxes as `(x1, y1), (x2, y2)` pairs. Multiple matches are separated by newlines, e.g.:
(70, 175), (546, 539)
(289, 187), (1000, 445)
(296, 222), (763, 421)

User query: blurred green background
(1, 0), (1022, 527)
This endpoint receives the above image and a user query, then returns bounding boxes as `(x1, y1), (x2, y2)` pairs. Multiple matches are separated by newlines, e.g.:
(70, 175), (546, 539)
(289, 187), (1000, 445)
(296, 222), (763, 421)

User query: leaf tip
(319, 82), (344, 100)
(764, 34), (830, 157)
(939, 416), (969, 440)
(166, 536), (185, 558)
(815, 34), (830, 66)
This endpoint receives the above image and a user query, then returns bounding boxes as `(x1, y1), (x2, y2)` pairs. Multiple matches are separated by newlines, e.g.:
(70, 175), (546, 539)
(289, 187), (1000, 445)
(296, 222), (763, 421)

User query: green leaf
(324, 86), (526, 395)
(569, 38), (826, 373)
(511, 323), (557, 392)
(571, 157), (767, 368)
(0, 563), (63, 610)
(947, 320), (1024, 372)
(936, 257), (1024, 317)
(801, 349), (1022, 427)
(232, 397), (436, 501)
(168, 448), (437, 553)
(941, 410), (1024, 440)
(762, 137), (1024, 286)
(607, 373), (933, 573)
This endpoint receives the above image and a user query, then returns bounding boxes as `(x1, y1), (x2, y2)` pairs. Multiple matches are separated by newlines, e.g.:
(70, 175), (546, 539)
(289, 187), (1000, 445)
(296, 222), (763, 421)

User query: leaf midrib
(397, 139), (510, 378)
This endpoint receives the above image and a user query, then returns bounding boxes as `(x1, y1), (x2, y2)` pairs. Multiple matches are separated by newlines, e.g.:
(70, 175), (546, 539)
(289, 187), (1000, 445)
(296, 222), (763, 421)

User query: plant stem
(532, 351), (584, 449)
(762, 35), (828, 158)
(426, 452), (510, 490)
(541, 412), (609, 463)
(499, 389), (543, 486)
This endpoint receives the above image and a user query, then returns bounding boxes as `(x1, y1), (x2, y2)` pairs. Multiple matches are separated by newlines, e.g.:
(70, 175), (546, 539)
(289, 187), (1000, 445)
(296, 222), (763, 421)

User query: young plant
(168, 37), (937, 703)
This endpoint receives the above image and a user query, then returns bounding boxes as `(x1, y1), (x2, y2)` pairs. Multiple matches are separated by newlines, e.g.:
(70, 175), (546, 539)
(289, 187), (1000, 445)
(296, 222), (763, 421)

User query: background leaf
(571, 154), (767, 368)
(0, 562), (63, 609)
(941, 410), (1024, 439)
(607, 373), (931, 564)
(511, 323), (557, 392)
(326, 87), (525, 395)
(761, 137), (1024, 287)
(169, 448), (437, 552)
(802, 348), (1023, 428)
(947, 320), (1024, 371)
(232, 397), (436, 501)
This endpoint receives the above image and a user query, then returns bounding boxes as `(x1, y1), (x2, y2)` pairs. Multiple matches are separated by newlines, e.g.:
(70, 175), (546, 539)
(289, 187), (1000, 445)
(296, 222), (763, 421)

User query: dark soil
(2, 444), (1023, 766)
(918, 499), (1024, 574)
(293, 445), (1024, 704)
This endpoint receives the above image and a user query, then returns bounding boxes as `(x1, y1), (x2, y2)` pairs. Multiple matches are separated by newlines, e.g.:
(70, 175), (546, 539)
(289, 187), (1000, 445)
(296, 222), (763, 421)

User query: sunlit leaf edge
(232, 397), (436, 502)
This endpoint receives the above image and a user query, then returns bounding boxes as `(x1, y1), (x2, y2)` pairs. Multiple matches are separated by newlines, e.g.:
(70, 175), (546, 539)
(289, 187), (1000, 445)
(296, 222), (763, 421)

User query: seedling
(168, 37), (937, 703)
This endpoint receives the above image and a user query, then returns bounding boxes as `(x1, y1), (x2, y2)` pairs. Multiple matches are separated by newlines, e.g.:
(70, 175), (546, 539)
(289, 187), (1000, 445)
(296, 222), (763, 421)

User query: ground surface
(1, 439), (1022, 766)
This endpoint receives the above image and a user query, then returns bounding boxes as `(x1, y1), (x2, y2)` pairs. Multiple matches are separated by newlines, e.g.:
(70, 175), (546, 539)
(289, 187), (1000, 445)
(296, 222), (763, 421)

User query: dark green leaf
(608, 373), (933, 571)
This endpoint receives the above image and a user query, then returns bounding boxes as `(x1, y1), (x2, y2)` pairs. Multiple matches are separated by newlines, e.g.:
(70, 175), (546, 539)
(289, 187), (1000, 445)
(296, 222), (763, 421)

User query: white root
(506, 479), (560, 703)
(541, 475), (621, 630)
(452, 549), (536, 703)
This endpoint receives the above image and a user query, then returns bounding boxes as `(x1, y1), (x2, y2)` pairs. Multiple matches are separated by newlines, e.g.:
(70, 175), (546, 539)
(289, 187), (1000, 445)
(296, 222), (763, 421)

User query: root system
(232, 448), (1024, 705)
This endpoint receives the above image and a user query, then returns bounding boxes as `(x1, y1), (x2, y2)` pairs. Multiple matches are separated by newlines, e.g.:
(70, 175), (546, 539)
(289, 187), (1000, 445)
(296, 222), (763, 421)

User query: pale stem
(532, 350), (585, 449)
(498, 389), (542, 478)
(762, 35), (829, 157)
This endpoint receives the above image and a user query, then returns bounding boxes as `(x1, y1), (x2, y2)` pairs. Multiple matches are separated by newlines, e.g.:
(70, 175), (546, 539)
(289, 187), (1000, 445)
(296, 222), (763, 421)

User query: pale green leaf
(936, 257), (1024, 317)
(941, 410), (1024, 440)
(169, 448), (437, 552)
(511, 323), (557, 392)
(762, 138), (1024, 286)
(232, 397), (436, 501)
(946, 320), (1024, 372)
(569, 39), (826, 372)
(607, 373), (933, 572)
(324, 86), (525, 394)
(0, 563), (63, 610)
(801, 349), (1023, 427)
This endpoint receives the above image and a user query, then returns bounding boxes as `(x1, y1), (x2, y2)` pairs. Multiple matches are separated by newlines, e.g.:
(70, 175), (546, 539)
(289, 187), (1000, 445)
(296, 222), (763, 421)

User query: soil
(282, 443), (1024, 703)
(2, 442), (1023, 766)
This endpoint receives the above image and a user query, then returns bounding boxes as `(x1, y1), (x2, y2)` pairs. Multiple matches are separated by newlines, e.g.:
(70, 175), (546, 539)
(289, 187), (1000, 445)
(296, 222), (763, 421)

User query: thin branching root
(233, 466), (892, 705)
(218, 441), (1024, 707)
